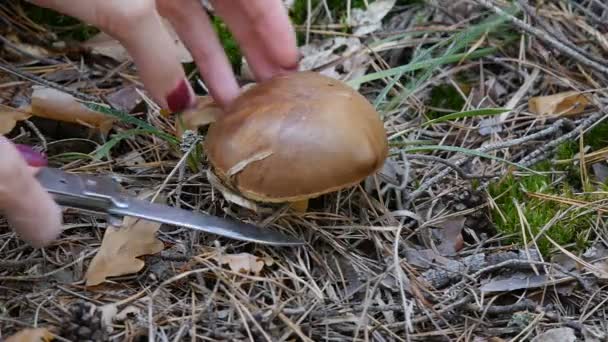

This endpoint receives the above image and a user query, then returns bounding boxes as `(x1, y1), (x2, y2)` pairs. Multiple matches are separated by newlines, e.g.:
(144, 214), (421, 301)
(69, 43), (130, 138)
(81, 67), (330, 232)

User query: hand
(0, 137), (62, 247)
(6, 0), (298, 247)
(28, 0), (300, 110)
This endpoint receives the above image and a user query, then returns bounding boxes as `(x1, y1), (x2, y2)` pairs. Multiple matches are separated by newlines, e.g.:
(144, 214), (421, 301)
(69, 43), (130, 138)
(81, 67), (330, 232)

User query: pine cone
(59, 301), (109, 342)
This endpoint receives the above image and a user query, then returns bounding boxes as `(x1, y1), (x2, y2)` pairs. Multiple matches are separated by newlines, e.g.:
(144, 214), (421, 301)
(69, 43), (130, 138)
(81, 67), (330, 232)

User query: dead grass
(1, 0), (608, 341)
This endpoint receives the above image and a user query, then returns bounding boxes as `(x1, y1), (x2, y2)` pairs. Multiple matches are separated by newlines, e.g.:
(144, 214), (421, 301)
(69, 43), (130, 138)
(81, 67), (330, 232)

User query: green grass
(584, 120), (608, 151)
(427, 83), (468, 119)
(488, 161), (593, 256)
(211, 16), (242, 72)
(488, 117), (608, 256)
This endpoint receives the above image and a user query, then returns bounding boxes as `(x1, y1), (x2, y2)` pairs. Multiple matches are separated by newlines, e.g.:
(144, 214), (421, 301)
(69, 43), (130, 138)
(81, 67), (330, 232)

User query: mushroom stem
(289, 199), (309, 213)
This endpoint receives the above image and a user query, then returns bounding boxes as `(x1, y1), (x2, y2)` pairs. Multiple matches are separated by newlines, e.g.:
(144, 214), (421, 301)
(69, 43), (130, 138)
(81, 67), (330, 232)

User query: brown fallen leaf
(29, 86), (117, 135)
(531, 327), (576, 342)
(4, 327), (54, 342)
(175, 96), (222, 137)
(212, 252), (274, 275)
(82, 31), (130, 62)
(434, 215), (466, 255)
(528, 91), (591, 116)
(297, 36), (371, 84)
(84, 192), (165, 286)
(104, 86), (142, 114)
(0, 106), (31, 134)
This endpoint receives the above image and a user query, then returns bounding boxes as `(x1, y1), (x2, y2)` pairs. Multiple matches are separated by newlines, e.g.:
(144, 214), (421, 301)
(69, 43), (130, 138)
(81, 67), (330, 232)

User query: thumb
(0, 138), (63, 247)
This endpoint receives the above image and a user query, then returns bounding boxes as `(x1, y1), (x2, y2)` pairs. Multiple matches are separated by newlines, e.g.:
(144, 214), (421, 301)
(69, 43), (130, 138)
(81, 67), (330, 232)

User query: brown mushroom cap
(204, 71), (388, 203)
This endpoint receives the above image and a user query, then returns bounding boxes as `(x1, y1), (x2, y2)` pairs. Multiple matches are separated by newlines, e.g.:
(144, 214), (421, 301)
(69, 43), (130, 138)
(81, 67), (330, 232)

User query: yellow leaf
(84, 193), (165, 286)
(0, 106), (31, 135)
(4, 328), (54, 342)
(213, 252), (274, 275)
(175, 96), (221, 138)
(528, 91), (590, 116)
(29, 86), (117, 135)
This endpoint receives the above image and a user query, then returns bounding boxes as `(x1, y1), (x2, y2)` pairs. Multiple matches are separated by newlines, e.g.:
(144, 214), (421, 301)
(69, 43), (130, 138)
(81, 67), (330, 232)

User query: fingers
(98, 1), (197, 112)
(211, 0), (299, 81)
(28, 0), (300, 111)
(157, 0), (240, 107)
(0, 138), (63, 247)
(30, 0), (196, 112)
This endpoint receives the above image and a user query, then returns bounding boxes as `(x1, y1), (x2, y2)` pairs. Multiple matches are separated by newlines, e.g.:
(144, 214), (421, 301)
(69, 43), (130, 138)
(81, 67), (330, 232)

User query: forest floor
(1, 0), (608, 341)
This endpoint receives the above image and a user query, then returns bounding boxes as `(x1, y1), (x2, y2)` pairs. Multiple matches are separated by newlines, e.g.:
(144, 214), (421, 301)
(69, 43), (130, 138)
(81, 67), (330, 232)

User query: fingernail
(166, 79), (195, 113)
(15, 144), (47, 167)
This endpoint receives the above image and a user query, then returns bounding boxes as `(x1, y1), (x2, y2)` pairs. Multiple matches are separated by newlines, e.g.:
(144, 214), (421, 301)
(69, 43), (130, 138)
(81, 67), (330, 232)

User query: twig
(518, 111), (604, 167)
(404, 154), (501, 179)
(516, 0), (606, 66)
(472, 0), (608, 76)
(0, 34), (61, 66)
(407, 119), (566, 201)
(0, 258), (43, 269)
(0, 60), (99, 102)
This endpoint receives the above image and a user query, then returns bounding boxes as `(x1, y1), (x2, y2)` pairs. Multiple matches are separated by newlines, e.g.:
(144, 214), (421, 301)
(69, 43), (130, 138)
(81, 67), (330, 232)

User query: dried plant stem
(473, 0), (608, 76)
(0, 61), (99, 102)
(407, 119), (566, 201)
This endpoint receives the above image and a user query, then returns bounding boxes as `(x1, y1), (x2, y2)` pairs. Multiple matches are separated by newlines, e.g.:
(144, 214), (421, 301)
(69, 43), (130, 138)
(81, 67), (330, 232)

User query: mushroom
(203, 71), (388, 211)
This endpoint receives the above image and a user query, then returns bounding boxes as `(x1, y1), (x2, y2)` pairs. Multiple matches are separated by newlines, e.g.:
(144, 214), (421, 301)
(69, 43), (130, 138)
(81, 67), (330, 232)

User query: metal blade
(35, 167), (304, 246)
(106, 197), (304, 246)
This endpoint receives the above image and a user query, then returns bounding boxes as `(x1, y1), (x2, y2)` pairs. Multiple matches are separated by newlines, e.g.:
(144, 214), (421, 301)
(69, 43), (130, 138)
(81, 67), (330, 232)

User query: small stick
(407, 119), (566, 201)
(473, 0), (608, 76)
(0, 61), (99, 102)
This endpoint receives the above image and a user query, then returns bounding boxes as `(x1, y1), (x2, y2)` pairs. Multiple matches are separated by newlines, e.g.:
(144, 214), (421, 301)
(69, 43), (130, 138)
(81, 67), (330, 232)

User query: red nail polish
(166, 79), (194, 113)
(15, 144), (47, 167)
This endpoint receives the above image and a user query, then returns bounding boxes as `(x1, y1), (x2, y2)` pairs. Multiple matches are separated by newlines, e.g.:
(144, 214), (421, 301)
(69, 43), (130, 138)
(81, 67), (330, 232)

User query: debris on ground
(1, 0), (608, 340)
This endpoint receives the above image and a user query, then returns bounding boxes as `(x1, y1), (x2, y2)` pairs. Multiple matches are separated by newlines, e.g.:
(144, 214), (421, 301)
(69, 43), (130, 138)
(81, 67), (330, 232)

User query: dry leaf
(104, 86), (142, 113)
(114, 305), (141, 322)
(98, 303), (139, 330)
(82, 32), (130, 61)
(84, 192), (165, 286)
(434, 216), (466, 255)
(298, 37), (371, 85)
(528, 91), (591, 116)
(4, 328), (54, 342)
(531, 327), (576, 342)
(30, 86), (117, 135)
(349, 0), (396, 35)
(98, 304), (118, 328)
(83, 19), (192, 63)
(0, 106), (31, 134)
(175, 96), (221, 137)
(213, 252), (274, 275)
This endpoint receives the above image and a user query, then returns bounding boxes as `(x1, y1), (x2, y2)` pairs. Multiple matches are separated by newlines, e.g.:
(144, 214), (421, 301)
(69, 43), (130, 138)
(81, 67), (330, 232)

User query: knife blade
(35, 167), (304, 246)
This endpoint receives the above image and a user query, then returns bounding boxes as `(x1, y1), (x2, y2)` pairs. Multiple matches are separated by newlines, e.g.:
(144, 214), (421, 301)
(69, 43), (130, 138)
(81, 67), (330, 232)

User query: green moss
(426, 83), (466, 119)
(556, 140), (578, 160)
(584, 120), (608, 151)
(211, 16), (242, 71)
(290, 0), (367, 25)
(488, 161), (595, 256)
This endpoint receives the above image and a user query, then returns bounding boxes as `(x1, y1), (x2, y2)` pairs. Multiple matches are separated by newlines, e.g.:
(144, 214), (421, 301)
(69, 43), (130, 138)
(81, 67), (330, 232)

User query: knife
(35, 167), (304, 246)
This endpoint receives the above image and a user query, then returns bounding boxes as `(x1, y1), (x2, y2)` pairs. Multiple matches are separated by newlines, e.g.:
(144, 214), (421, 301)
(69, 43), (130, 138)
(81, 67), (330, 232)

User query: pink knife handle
(15, 144), (48, 167)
